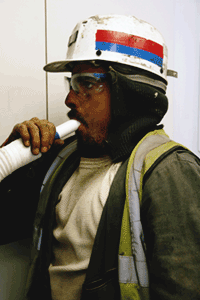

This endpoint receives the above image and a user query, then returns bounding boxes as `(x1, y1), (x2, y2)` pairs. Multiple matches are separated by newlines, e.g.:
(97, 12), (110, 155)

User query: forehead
(72, 62), (109, 74)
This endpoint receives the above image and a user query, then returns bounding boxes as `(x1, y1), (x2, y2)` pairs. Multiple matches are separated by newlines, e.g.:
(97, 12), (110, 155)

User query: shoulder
(141, 147), (200, 223)
(143, 147), (200, 190)
(141, 148), (200, 298)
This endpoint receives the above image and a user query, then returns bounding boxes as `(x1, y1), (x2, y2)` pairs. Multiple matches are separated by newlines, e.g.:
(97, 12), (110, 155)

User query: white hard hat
(44, 14), (177, 88)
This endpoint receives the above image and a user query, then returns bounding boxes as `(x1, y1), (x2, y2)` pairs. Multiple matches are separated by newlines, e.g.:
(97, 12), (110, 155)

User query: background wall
(0, 0), (199, 299)
(173, 0), (200, 154)
(0, 0), (46, 145)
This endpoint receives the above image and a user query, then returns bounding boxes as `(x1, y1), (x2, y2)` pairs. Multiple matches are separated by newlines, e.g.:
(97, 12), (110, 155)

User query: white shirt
(49, 156), (121, 300)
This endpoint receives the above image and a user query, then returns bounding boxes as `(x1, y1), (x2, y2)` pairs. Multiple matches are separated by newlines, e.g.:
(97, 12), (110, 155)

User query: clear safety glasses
(64, 73), (108, 95)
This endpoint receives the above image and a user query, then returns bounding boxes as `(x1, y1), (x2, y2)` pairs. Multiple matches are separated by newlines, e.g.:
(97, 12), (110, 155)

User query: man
(1, 15), (200, 300)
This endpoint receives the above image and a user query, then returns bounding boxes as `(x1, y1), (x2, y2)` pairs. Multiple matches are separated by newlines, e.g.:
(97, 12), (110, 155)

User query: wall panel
(0, 1), (45, 299)
(173, 0), (200, 156)
(0, 0), (46, 145)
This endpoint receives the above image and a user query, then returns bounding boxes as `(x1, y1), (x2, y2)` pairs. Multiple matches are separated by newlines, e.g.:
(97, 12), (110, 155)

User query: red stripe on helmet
(96, 30), (163, 59)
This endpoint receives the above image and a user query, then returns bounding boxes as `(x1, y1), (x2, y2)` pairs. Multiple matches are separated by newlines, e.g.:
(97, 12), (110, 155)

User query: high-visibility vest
(119, 128), (187, 300)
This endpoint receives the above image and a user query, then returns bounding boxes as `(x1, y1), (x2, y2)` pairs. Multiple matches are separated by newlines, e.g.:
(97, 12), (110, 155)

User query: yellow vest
(119, 129), (187, 300)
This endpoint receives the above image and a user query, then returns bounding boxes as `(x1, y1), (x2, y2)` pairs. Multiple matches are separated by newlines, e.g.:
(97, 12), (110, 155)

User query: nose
(65, 89), (79, 109)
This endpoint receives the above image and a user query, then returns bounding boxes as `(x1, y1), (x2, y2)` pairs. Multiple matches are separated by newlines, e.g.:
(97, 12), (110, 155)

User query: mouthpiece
(55, 119), (80, 139)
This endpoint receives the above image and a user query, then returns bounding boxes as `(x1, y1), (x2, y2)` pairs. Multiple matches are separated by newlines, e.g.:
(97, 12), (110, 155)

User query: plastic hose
(0, 119), (80, 182)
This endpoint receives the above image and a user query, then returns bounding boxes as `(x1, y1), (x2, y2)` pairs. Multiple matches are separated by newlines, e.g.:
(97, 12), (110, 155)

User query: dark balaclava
(106, 68), (169, 162)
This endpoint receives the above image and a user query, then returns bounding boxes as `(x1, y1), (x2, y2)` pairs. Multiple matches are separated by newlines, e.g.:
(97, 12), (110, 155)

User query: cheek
(89, 92), (111, 123)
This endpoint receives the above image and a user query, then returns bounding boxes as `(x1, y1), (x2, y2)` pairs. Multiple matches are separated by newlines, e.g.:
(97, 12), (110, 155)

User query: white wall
(0, 0), (46, 146)
(173, 0), (200, 156)
(0, 1), (45, 299)
(0, 0), (199, 299)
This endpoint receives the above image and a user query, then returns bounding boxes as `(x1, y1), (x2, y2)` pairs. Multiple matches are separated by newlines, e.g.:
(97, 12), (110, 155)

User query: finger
(30, 117), (40, 122)
(23, 122), (41, 155)
(13, 123), (31, 147)
(47, 122), (56, 149)
(53, 139), (65, 147)
(33, 120), (56, 153)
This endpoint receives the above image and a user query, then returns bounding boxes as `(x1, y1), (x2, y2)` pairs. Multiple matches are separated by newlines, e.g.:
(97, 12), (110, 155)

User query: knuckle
(26, 119), (56, 149)
(30, 117), (39, 121)
(26, 120), (35, 128)
(14, 123), (27, 134)
(14, 123), (23, 131)
(35, 119), (49, 131)
(49, 123), (56, 134)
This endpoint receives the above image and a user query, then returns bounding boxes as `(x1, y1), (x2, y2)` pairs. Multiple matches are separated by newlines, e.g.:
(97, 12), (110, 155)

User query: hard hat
(44, 14), (177, 90)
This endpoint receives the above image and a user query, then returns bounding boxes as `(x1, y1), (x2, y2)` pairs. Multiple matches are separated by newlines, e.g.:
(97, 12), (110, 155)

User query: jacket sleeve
(141, 149), (200, 299)
(0, 144), (64, 245)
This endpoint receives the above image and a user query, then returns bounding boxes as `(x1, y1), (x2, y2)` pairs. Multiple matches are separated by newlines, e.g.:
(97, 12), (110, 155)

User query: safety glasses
(64, 73), (108, 95)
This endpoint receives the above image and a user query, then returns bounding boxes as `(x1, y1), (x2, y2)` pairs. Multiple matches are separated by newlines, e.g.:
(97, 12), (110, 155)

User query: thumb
(53, 139), (65, 147)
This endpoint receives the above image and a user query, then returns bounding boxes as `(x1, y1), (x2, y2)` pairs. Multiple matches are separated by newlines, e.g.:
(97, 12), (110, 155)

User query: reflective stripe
(119, 255), (137, 284)
(125, 74), (167, 92)
(121, 130), (171, 296)
(37, 228), (43, 251)
(127, 171), (144, 260)
(119, 255), (149, 287)
(128, 132), (170, 262)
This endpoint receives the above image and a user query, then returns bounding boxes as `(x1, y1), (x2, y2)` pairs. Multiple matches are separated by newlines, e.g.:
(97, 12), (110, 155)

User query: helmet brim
(43, 59), (101, 72)
(43, 61), (72, 72)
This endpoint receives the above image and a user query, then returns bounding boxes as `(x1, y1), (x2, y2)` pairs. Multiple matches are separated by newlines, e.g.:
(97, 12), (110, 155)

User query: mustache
(67, 109), (87, 126)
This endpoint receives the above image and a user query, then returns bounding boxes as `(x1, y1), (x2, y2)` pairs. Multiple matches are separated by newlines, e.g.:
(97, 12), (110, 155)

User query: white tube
(0, 119), (80, 182)
(55, 119), (80, 139)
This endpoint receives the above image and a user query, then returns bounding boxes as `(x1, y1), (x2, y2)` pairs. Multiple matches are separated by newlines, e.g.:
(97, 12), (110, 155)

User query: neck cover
(106, 69), (168, 162)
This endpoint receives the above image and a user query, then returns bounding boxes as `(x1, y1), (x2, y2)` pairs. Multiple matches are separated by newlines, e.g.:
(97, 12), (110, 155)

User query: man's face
(65, 63), (111, 150)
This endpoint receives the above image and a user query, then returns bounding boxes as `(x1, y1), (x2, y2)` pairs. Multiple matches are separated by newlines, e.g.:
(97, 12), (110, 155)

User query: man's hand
(1, 117), (64, 155)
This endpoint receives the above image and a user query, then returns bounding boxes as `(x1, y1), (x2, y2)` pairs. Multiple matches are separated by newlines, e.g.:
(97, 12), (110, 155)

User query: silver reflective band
(118, 255), (149, 287)
(124, 74), (167, 92)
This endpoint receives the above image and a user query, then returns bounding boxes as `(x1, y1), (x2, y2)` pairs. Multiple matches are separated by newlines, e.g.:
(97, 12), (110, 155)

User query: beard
(67, 108), (111, 158)
(76, 130), (110, 158)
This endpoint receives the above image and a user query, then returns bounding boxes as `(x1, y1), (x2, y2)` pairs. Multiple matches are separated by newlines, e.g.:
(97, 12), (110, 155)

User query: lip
(67, 110), (87, 127)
